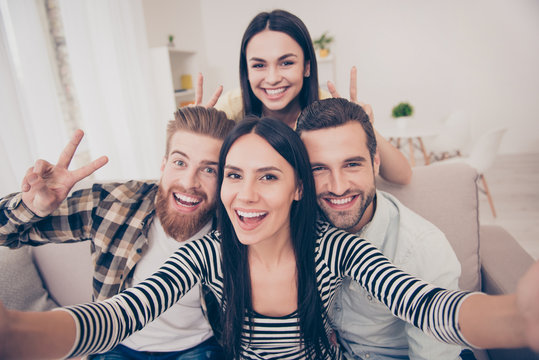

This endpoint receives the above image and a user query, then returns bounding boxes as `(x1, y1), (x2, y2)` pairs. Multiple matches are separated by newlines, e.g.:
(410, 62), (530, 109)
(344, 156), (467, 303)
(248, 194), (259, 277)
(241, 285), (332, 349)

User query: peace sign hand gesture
(21, 130), (108, 217)
(194, 72), (223, 108)
(327, 66), (375, 124)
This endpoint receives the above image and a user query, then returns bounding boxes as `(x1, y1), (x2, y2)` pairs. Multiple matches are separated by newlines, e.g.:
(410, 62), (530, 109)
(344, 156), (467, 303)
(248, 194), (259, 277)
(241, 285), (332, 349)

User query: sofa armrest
(479, 225), (539, 360)
(480, 225), (534, 295)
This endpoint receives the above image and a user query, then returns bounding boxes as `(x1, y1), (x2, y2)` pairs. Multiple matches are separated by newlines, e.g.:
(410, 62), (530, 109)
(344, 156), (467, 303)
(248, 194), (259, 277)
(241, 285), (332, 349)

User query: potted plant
(168, 34), (175, 47)
(313, 32), (334, 58)
(391, 102), (413, 128)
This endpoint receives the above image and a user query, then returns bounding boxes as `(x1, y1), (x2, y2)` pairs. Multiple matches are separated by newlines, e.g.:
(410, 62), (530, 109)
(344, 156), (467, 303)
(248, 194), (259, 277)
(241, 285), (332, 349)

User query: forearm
(0, 191), (93, 246)
(0, 309), (76, 359)
(459, 293), (526, 349)
(374, 129), (412, 185)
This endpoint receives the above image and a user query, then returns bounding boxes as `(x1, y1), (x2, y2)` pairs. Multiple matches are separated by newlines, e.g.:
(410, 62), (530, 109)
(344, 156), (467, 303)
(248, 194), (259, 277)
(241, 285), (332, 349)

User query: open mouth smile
(173, 192), (202, 212)
(263, 87), (289, 99)
(235, 209), (268, 230)
(324, 195), (358, 209)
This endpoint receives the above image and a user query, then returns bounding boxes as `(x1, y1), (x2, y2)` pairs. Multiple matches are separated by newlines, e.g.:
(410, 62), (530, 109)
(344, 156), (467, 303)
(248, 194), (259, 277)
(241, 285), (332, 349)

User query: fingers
(205, 85), (223, 108)
(21, 167), (34, 192)
(349, 66), (358, 103)
(359, 101), (375, 124)
(71, 156), (109, 183)
(57, 130), (84, 169)
(327, 81), (341, 98)
(195, 72), (204, 105)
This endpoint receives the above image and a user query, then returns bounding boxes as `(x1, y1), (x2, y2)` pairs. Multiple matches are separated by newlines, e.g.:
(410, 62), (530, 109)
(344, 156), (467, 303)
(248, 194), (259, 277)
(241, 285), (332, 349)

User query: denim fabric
(88, 337), (223, 360)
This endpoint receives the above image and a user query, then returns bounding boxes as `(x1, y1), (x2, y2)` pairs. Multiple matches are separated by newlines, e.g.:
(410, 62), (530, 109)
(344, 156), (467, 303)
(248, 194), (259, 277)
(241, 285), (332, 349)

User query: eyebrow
(310, 156), (368, 167)
(344, 156), (368, 163)
(224, 164), (283, 173)
(248, 53), (298, 62)
(170, 150), (218, 166)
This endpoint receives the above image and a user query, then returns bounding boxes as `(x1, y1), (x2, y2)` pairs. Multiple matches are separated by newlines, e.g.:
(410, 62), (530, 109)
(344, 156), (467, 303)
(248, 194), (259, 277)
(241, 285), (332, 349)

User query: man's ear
(294, 182), (303, 201)
(160, 157), (167, 173)
(373, 151), (381, 177)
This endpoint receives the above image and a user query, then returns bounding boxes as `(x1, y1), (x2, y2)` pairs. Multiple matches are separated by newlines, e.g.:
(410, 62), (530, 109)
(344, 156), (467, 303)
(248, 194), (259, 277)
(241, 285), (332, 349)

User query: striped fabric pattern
(63, 221), (472, 359)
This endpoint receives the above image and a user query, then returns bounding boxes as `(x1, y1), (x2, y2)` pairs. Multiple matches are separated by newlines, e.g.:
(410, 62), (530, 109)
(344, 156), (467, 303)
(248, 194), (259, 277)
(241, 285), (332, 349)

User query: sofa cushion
(32, 241), (93, 306)
(377, 163), (481, 291)
(0, 246), (59, 310)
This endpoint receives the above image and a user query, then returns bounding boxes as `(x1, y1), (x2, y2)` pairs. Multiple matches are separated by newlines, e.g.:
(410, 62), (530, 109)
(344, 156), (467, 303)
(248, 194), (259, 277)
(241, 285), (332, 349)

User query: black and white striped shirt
(63, 221), (473, 359)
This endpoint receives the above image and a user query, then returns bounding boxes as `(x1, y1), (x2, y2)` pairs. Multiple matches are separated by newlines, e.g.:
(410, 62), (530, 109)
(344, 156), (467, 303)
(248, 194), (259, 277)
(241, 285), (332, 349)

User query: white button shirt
(331, 191), (462, 360)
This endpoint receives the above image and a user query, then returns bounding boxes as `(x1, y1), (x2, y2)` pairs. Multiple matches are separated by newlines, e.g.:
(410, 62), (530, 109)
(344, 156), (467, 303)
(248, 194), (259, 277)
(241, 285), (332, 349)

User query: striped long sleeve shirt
(62, 221), (474, 359)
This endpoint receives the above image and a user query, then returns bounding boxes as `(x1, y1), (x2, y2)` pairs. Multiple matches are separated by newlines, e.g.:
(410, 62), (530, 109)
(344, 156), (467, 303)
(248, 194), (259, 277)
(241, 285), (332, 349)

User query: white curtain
(0, 0), (67, 194)
(0, 0), (162, 196)
(58, 0), (162, 181)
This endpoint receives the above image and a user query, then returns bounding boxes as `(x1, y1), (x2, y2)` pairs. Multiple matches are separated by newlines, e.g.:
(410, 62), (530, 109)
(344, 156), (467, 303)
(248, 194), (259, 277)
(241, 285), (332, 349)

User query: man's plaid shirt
(0, 180), (159, 301)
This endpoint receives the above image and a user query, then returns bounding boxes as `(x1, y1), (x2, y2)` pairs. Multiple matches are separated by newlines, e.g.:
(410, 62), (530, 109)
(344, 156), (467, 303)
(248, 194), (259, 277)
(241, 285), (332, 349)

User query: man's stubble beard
(155, 185), (215, 242)
(318, 186), (376, 233)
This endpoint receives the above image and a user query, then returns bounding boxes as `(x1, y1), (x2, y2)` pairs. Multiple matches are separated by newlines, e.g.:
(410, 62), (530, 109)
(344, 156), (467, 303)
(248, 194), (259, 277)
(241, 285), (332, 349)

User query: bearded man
(0, 106), (235, 360)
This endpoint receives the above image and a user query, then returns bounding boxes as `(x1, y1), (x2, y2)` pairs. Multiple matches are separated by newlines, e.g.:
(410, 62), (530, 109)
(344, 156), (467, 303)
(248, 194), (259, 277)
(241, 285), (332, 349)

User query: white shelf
(174, 89), (195, 100)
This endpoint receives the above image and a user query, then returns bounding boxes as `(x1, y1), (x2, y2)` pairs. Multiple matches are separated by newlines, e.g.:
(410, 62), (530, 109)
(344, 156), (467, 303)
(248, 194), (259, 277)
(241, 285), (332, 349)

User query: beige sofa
(2, 163), (537, 359)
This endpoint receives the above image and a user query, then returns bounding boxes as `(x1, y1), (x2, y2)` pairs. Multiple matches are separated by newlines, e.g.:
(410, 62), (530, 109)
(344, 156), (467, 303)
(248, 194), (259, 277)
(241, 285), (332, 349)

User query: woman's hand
(517, 260), (539, 352)
(327, 66), (374, 123)
(328, 66), (412, 184)
(21, 130), (108, 217)
(194, 72), (223, 108)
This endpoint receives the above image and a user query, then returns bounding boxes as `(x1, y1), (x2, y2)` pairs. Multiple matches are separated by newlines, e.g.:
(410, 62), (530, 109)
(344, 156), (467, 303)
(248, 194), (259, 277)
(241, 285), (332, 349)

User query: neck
(262, 101), (302, 129)
(347, 193), (377, 234)
(248, 234), (294, 269)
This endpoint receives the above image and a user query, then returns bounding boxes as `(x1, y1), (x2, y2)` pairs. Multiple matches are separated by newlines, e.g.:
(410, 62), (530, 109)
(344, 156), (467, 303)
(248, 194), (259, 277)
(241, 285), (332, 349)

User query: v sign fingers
(21, 130), (108, 217)
(204, 84), (223, 108)
(71, 156), (109, 184)
(194, 72), (204, 105)
(57, 129), (84, 169)
(349, 66), (358, 103)
(327, 81), (341, 98)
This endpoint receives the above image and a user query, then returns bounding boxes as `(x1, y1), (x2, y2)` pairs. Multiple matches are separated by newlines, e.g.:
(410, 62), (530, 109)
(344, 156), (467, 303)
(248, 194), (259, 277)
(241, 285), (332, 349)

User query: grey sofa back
(378, 163), (481, 291)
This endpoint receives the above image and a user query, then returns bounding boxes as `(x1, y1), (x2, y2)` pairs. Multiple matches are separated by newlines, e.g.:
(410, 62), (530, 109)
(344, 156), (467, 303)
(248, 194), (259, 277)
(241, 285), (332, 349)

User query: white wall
(144, 0), (539, 154)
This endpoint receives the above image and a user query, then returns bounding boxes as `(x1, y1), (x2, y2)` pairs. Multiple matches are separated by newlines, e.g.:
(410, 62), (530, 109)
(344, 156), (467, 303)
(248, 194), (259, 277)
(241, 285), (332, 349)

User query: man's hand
(194, 72), (223, 108)
(517, 260), (539, 352)
(327, 66), (374, 123)
(21, 130), (108, 217)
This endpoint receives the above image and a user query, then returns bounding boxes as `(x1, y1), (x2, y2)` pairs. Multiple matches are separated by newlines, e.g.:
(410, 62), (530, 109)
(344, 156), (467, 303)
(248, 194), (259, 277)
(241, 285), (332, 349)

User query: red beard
(155, 184), (215, 241)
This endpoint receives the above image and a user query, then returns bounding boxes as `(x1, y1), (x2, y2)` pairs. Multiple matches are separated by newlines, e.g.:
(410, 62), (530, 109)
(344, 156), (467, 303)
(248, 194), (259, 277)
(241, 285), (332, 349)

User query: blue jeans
(88, 337), (224, 360)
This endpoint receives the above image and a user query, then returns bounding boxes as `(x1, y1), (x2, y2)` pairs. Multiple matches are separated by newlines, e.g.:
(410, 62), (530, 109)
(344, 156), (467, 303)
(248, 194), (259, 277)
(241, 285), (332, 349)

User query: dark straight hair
(216, 117), (331, 359)
(239, 9), (320, 117)
(297, 98), (378, 163)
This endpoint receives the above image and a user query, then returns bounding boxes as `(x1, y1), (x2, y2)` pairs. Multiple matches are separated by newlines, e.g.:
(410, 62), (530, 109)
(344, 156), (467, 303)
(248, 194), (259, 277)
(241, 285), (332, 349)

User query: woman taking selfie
(1, 115), (538, 359)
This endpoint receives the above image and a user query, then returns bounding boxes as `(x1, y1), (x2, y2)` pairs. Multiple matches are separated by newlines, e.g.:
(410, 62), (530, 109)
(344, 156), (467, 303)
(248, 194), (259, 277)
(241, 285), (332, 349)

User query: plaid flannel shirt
(0, 180), (158, 301)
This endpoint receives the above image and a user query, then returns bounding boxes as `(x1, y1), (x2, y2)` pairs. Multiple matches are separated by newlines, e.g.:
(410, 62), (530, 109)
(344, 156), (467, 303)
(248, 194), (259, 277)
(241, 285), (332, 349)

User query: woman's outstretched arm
(323, 225), (539, 350)
(459, 260), (539, 350)
(0, 235), (219, 359)
(0, 305), (76, 359)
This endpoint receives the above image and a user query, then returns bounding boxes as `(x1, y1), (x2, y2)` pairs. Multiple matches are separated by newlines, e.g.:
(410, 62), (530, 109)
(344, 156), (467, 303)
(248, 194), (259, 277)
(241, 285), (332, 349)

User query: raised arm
(323, 225), (539, 351)
(0, 235), (218, 359)
(327, 66), (412, 185)
(0, 130), (107, 247)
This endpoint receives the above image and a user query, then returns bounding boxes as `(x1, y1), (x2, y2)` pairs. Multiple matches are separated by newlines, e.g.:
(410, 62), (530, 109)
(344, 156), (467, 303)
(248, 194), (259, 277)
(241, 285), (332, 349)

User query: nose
(266, 65), (282, 85)
(237, 179), (258, 203)
(328, 170), (348, 196)
(179, 168), (200, 190)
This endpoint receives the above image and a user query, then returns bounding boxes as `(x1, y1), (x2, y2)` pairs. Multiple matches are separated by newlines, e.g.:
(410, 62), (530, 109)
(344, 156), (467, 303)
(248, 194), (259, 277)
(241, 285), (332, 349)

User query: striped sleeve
(62, 234), (220, 358)
(319, 223), (475, 347)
